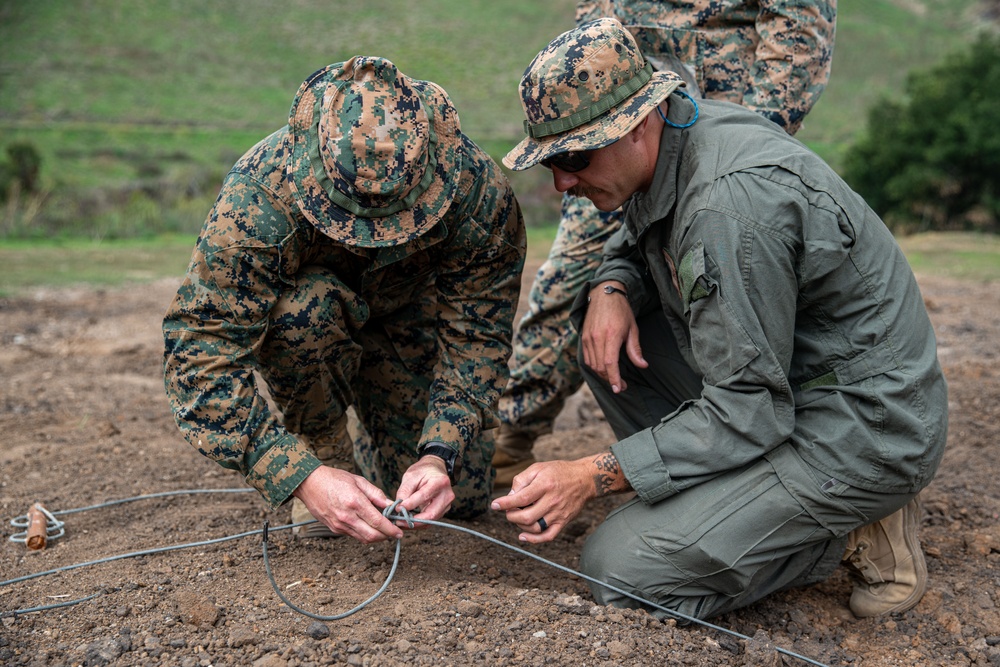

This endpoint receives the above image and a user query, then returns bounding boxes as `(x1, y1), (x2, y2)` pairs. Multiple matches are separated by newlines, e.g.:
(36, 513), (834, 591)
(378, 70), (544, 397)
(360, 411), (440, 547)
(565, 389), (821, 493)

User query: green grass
(795, 0), (987, 167)
(0, 227), (557, 296)
(2, 0), (993, 226)
(897, 232), (1000, 282)
(0, 0), (576, 199)
(0, 236), (196, 296)
(1, 231), (996, 298)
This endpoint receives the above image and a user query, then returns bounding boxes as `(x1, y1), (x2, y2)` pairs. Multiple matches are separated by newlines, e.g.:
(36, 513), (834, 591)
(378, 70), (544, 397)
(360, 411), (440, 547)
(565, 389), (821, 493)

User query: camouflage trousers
(497, 194), (623, 449)
(257, 265), (494, 518)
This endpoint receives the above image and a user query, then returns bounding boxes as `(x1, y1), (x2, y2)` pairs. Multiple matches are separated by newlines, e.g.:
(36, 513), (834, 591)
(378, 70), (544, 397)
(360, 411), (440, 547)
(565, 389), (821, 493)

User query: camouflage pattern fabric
(497, 1), (835, 449)
(499, 196), (619, 438)
(286, 56), (463, 248)
(504, 18), (685, 171)
(576, 0), (837, 135)
(163, 124), (525, 514)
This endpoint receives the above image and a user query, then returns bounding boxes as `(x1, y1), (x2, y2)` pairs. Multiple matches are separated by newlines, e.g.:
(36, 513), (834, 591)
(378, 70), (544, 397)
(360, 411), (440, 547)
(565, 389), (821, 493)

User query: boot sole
(292, 523), (342, 539)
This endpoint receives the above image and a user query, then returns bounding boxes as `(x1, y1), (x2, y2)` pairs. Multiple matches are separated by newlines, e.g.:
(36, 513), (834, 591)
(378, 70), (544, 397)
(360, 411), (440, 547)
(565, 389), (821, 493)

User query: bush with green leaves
(0, 141), (42, 202)
(843, 33), (1000, 234)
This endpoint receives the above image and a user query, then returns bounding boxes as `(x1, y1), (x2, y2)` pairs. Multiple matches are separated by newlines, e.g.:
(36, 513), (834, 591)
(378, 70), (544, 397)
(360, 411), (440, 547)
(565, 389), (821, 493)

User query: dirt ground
(1, 258), (999, 667)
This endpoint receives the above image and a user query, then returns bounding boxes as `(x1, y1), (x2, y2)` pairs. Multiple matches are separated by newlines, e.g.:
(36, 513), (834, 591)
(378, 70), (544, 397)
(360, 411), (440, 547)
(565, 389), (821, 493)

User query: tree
(843, 33), (1000, 234)
(0, 141), (42, 202)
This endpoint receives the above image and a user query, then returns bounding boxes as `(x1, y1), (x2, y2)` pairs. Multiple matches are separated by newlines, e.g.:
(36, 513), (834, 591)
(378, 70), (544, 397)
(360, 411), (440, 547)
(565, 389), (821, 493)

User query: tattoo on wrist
(593, 452), (621, 497)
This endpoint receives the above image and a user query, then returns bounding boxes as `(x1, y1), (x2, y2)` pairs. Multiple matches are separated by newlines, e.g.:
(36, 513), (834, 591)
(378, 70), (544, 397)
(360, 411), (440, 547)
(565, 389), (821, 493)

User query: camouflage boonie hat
(288, 56), (462, 247)
(504, 18), (685, 172)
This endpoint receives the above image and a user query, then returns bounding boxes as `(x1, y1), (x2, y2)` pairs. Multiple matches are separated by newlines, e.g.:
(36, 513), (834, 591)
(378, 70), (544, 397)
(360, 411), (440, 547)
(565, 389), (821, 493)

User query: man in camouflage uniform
(493, 19), (947, 620)
(163, 57), (525, 542)
(494, 0), (837, 486)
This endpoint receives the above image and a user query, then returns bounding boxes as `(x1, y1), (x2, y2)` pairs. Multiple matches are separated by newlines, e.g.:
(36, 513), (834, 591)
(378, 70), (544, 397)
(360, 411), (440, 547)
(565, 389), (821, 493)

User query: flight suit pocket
(678, 241), (759, 384)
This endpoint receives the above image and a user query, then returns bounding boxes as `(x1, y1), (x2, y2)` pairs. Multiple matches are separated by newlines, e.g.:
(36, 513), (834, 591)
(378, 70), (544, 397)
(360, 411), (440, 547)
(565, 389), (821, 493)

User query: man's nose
(552, 168), (579, 193)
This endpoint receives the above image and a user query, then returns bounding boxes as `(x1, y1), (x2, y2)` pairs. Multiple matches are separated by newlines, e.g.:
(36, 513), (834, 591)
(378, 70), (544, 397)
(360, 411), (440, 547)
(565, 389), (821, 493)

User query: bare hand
(580, 282), (647, 393)
(490, 459), (596, 544)
(293, 466), (402, 543)
(394, 456), (455, 529)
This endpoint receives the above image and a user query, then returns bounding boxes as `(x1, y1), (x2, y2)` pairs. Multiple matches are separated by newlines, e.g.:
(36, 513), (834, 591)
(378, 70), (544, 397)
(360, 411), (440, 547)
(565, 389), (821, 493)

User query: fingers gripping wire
(261, 500), (414, 621)
(264, 507), (831, 667)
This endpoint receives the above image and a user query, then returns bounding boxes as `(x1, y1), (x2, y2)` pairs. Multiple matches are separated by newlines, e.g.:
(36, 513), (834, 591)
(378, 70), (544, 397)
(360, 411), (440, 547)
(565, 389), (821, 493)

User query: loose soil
(1, 261), (999, 667)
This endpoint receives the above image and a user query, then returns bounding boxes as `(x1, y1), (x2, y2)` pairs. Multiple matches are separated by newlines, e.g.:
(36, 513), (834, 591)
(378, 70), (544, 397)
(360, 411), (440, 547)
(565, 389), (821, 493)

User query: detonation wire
(3, 491), (831, 667)
(263, 500), (830, 667)
(3, 488), (259, 616)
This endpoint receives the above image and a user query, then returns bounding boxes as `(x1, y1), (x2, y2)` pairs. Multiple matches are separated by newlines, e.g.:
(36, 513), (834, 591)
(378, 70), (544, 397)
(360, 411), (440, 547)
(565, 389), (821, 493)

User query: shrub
(843, 33), (1000, 234)
(0, 141), (43, 202)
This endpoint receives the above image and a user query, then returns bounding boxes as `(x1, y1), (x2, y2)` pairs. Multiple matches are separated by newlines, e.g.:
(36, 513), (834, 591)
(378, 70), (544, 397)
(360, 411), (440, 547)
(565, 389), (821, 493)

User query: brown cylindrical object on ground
(26, 502), (48, 550)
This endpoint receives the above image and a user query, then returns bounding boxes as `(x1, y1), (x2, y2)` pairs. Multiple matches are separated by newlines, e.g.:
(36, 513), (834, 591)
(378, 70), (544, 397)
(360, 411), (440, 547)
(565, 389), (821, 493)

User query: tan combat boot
(491, 424), (537, 490)
(291, 416), (354, 539)
(841, 495), (927, 618)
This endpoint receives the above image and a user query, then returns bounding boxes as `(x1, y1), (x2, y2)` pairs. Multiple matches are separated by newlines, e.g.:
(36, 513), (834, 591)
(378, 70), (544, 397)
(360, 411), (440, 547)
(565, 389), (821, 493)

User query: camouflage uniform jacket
(163, 128), (526, 509)
(576, 0), (837, 134)
(586, 94), (947, 503)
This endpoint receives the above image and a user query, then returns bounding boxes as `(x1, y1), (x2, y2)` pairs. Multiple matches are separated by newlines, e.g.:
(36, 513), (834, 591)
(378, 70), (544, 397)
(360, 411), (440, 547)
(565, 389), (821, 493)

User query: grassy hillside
(1, 231), (997, 298)
(799, 0), (994, 163)
(0, 0), (994, 244)
(0, 1), (578, 162)
(0, 0), (578, 236)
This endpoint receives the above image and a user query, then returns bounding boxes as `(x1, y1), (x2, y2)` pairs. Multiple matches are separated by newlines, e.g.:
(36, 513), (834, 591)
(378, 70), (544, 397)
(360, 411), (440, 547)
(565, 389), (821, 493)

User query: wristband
(588, 283), (628, 302)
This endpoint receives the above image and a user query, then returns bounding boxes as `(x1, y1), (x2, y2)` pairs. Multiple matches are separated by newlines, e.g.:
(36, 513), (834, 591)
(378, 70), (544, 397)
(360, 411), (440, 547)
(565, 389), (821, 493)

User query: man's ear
(630, 105), (661, 142)
(628, 115), (649, 142)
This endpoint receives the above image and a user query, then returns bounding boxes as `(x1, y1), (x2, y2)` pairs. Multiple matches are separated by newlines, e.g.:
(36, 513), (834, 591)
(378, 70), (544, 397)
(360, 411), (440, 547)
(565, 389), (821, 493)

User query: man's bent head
(503, 18), (686, 173)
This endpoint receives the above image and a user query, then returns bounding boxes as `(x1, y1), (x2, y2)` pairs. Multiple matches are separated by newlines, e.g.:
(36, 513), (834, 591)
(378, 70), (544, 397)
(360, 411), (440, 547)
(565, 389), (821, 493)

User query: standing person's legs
(493, 195), (622, 486)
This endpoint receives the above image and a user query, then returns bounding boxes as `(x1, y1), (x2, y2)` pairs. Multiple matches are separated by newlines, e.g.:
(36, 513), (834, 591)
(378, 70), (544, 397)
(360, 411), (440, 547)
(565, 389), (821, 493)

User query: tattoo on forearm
(593, 452), (621, 497)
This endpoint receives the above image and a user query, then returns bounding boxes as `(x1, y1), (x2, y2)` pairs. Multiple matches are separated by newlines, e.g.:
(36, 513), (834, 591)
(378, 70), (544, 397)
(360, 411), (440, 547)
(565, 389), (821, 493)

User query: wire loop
(9, 504), (65, 544)
(2, 489), (830, 666)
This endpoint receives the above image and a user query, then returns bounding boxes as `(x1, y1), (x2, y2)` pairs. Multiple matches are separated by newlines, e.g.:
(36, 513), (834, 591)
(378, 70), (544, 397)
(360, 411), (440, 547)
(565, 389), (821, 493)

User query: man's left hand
(580, 281), (647, 393)
(491, 458), (597, 544)
(394, 456), (456, 528)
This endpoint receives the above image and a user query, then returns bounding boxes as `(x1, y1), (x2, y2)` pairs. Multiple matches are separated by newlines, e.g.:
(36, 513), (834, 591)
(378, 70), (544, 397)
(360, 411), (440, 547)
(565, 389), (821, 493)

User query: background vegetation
(1, 0), (998, 293)
(843, 33), (1000, 234)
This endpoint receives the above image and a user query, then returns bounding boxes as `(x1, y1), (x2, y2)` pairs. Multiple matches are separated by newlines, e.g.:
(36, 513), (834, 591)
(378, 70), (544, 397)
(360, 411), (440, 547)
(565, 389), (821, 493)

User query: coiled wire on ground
(8, 503), (65, 545)
(2, 489), (830, 667)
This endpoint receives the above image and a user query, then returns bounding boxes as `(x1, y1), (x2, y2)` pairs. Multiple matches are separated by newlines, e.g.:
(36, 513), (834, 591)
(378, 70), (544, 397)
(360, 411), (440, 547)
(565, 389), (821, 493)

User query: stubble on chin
(570, 186), (602, 202)
(570, 187), (615, 211)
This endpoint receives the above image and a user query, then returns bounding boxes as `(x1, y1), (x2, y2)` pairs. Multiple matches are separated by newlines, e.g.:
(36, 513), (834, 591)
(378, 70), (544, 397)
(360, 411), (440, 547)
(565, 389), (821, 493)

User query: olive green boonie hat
(503, 17), (686, 172)
(288, 56), (461, 247)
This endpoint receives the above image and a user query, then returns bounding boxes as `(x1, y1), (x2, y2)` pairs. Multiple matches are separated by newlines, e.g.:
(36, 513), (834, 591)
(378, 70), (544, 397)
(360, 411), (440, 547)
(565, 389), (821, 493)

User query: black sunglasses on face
(540, 150), (591, 173)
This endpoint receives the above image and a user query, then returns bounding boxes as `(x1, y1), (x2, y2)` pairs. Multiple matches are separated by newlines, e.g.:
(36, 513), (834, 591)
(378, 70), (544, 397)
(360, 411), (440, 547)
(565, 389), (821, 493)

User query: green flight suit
(575, 93), (948, 619)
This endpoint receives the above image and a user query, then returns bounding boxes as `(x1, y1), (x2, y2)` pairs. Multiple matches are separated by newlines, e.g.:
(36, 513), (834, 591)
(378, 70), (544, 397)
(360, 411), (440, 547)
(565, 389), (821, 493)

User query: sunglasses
(540, 150), (591, 173)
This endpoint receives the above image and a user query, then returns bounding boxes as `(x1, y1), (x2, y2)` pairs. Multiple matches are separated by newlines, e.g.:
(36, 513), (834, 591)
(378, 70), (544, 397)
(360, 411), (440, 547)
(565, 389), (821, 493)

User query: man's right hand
(580, 281), (647, 393)
(292, 466), (404, 543)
